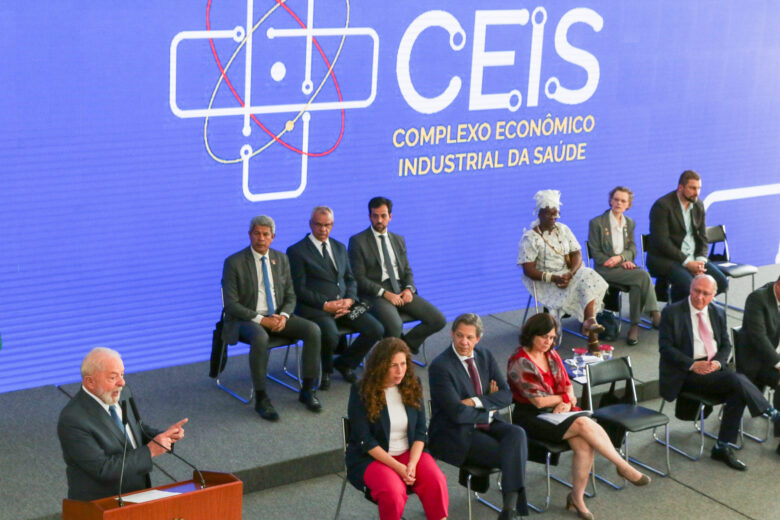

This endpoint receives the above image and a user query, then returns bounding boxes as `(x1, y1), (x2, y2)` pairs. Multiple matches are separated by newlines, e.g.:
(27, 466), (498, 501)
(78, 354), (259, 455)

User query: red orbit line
(206, 0), (346, 157)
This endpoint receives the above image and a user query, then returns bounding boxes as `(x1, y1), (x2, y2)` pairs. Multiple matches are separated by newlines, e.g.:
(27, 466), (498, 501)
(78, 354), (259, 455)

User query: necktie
(379, 235), (401, 293)
(109, 405), (127, 437)
(261, 256), (275, 315)
(465, 358), (489, 430)
(321, 242), (337, 275)
(697, 311), (716, 361)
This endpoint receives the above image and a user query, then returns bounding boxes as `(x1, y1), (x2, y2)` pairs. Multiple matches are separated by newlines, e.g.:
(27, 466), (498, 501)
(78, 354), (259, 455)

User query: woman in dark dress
(346, 338), (448, 520)
(507, 314), (650, 520)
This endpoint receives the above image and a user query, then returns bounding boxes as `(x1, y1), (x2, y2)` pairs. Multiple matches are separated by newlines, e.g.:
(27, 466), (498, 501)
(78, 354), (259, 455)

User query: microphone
(129, 396), (205, 489)
(116, 400), (130, 507)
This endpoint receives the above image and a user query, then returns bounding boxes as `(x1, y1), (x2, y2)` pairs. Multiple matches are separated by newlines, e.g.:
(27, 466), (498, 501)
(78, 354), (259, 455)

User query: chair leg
(412, 340), (428, 368)
(466, 475), (473, 520)
(215, 342), (254, 404)
(654, 401), (707, 461)
(626, 429), (671, 477)
(333, 476), (348, 520)
(267, 343), (303, 392)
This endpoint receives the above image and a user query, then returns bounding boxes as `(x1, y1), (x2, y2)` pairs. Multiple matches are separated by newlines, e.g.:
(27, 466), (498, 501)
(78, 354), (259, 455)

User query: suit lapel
(670, 194), (686, 231)
(244, 247), (258, 299)
(681, 300), (695, 357)
(365, 228), (383, 270)
(707, 304), (723, 347)
(80, 390), (127, 446)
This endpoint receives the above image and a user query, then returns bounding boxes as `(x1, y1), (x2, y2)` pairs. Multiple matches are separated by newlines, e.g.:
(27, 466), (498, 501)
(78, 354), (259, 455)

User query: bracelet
(542, 272), (552, 283)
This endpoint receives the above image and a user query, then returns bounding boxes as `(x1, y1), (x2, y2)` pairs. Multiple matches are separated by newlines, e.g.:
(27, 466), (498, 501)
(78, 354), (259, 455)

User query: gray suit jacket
(587, 210), (638, 266)
(739, 282), (780, 378)
(348, 227), (415, 298)
(221, 247), (297, 345)
(658, 299), (731, 402)
(57, 387), (160, 501)
(647, 190), (708, 277)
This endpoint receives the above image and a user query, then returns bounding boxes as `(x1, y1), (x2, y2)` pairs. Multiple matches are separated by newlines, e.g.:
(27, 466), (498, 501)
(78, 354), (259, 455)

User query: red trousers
(363, 451), (448, 520)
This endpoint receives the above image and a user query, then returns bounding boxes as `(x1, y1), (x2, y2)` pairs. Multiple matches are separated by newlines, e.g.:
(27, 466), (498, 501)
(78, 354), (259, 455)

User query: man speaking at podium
(57, 347), (188, 501)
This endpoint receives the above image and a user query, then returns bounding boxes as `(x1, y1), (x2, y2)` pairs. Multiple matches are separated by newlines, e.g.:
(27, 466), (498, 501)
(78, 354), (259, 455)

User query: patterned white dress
(517, 223), (607, 322)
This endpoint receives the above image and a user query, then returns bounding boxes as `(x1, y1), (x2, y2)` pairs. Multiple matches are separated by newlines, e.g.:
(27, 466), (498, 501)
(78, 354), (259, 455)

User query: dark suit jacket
(57, 388), (160, 501)
(221, 247), (296, 345)
(345, 383), (427, 489)
(428, 345), (512, 467)
(739, 282), (780, 379)
(658, 299), (731, 403)
(647, 190), (708, 277)
(587, 210), (638, 265)
(348, 227), (415, 298)
(286, 236), (357, 319)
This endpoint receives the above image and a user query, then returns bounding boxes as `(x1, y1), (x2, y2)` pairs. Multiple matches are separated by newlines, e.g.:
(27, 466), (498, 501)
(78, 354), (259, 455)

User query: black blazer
(345, 383), (427, 489)
(57, 388), (160, 501)
(348, 227), (415, 297)
(658, 299), (731, 402)
(286, 235), (357, 319)
(428, 345), (512, 467)
(587, 210), (638, 266)
(739, 282), (780, 378)
(647, 191), (708, 277)
(221, 247), (297, 345)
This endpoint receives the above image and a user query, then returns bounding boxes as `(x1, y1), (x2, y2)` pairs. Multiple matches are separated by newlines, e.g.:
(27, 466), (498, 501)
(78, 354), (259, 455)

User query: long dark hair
(359, 338), (422, 422)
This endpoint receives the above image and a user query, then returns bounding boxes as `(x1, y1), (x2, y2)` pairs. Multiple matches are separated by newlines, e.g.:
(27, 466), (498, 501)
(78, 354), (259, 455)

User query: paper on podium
(119, 489), (180, 504)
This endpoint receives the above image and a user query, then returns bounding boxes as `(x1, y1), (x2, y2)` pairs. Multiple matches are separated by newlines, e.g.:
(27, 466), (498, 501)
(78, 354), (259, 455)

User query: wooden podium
(62, 471), (242, 520)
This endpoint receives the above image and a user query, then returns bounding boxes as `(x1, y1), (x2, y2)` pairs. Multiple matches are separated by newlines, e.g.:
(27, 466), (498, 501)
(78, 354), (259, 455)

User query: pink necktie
(697, 311), (716, 361)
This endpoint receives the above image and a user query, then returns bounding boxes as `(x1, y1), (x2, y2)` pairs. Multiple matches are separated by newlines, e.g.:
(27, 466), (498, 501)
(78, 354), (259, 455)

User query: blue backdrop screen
(1, 1), (779, 392)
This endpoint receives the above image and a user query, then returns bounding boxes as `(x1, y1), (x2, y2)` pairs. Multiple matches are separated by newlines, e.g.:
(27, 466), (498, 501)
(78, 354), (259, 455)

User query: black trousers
(681, 370), (770, 443)
(238, 315), (320, 391)
(369, 283), (446, 351)
(750, 368), (780, 437)
(464, 421), (529, 515)
(309, 311), (383, 371)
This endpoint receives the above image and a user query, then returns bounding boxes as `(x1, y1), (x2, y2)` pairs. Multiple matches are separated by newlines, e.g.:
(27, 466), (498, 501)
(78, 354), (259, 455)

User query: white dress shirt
(608, 211), (625, 256)
(451, 344), (494, 423)
(307, 233), (336, 266)
(371, 228), (401, 296)
(250, 248), (282, 321)
(678, 198), (708, 265)
(82, 386), (137, 448)
(688, 298), (717, 362)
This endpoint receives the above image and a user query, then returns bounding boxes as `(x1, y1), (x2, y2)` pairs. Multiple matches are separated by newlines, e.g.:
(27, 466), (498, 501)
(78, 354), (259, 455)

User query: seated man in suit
(57, 347), (187, 501)
(348, 196), (446, 354)
(658, 274), (780, 470)
(429, 313), (528, 519)
(739, 275), (780, 455)
(222, 215), (322, 421)
(287, 206), (383, 388)
(646, 170), (728, 302)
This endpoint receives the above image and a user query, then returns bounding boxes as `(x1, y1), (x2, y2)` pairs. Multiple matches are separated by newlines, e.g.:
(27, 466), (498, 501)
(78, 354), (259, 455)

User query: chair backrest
(639, 233), (650, 269)
(705, 224), (729, 261)
(731, 326), (743, 371)
(340, 416), (351, 455)
(585, 356), (638, 409)
(584, 240), (594, 266)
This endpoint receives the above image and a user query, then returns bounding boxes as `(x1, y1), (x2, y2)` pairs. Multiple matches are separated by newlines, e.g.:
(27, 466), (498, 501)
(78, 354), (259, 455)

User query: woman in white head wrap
(517, 190), (608, 351)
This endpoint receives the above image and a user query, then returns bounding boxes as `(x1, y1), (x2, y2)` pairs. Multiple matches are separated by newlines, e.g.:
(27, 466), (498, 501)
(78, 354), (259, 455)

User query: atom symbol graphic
(169, 0), (379, 202)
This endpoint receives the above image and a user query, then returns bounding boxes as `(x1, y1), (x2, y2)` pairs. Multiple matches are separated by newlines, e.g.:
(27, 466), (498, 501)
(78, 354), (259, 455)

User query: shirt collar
(451, 343), (475, 362)
(307, 233), (328, 248)
(371, 227), (388, 239)
(688, 297), (708, 316)
(250, 247), (269, 262)
(608, 210), (624, 229)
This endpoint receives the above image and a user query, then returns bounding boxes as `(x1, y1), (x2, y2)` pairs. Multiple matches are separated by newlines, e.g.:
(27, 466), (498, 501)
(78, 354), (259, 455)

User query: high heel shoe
(617, 466), (652, 486)
(565, 493), (594, 520)
(580, 318), (605, 337)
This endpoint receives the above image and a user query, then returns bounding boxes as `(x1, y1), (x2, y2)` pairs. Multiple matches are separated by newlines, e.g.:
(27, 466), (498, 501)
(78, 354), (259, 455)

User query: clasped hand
(260, 314), (288, 332)
(324, 298), (354, 318)
(554, 272), (572, 288)
(394, 461), (417, 485)
(691, 360), (720, 375)
(383, 289), (413, 307)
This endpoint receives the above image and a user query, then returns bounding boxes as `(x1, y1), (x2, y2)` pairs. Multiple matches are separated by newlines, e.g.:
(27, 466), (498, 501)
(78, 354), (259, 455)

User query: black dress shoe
(711, 445), (747, 471)
(319, 372), (331, 391)
(299, 389), (322, 412)
(255, 396), (280, 422)
(335, 364), (357, 383)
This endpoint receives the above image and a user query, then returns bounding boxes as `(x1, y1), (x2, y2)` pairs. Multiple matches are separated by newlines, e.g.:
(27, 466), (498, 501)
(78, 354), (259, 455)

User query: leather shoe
(711, 445), (747, 471)
(319, 372), (331, 391)
(497, 510), (522, 520)
(298, 389), (322, 413)
(626, 325), (639, 345)
(255, 396), (279, 422)
(335, 364), (357, 383)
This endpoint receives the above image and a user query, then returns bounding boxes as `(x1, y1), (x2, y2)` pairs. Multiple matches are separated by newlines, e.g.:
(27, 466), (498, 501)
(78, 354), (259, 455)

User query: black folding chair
(585, 357), (671, 485)
(334, 417), (412, 520)
(706, 224), (758, 321)
(732, 326), (774, 445)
